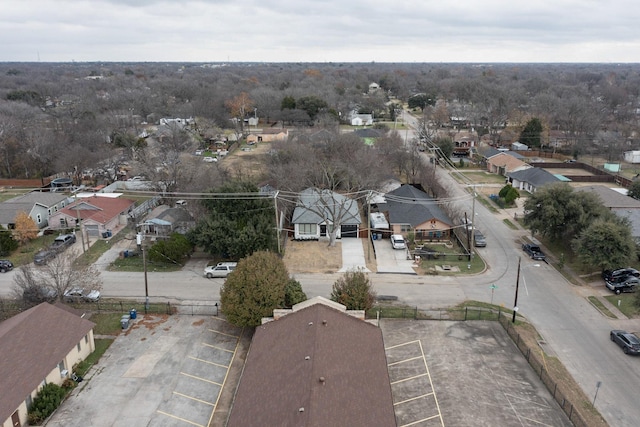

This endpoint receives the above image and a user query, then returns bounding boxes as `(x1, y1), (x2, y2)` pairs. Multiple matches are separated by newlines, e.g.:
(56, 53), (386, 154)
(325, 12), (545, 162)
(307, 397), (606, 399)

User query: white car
(204, 262), (237, 278)
(64, 288), (101, 302)
(390, 235), (406, 250)
(203, 156), (218, 163)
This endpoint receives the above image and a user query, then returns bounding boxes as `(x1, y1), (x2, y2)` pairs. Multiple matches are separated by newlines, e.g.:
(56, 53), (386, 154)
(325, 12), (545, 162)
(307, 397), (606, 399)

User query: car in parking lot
(522, 243), (545, 260)
(610, 330), (640, 355)
(34, 249), (56, 265)
(390, 234), (406, 250)
(50, 233), (76, 252)
(605, 276), (639, 294)
(63, 288), (101, 302)
(0, 259), (13, 273)
(204, 262), (237, 278)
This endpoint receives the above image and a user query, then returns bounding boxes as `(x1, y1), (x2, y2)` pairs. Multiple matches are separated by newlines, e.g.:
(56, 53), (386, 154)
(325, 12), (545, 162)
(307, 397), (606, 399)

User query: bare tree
(12, 253), (102, 304)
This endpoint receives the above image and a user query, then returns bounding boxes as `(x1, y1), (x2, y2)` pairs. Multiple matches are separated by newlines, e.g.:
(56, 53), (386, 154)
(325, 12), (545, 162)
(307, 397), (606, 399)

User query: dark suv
(0, 259), (13, 273)
(605, 276), (639, 294)
(602, 268), (640, 282)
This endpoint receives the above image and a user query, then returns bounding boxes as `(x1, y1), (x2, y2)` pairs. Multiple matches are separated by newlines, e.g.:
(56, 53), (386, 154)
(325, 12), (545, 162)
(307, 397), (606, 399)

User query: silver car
(204, 262), (237, 278)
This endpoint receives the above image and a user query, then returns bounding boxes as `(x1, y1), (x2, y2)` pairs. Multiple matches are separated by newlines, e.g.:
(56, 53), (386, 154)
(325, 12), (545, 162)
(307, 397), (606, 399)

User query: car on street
(50, 233), (76, 252)
(0, 259), (13, 273)
(602, 267), (640, 282)
(390, 234), (406, 250)
(522, 243), (545, 260)
(473, 230), (486, 247)
(203, 156), (218, 163)
(34, 249), (56, 265)
(204, 262), (237, 278)
(605, 277), (639, 294)
(64, 288), (101, 302)
(610, 330), (640, 355)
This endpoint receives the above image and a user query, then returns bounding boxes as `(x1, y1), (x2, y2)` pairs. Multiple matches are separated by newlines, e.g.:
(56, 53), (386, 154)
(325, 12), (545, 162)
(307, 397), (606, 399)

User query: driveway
(373, 237), (417, 274)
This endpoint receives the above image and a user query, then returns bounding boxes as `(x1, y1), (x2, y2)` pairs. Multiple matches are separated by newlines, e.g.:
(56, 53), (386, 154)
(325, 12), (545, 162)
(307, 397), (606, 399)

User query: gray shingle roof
(0, 192), (68, 224)
(291, 188), (361, 226)
(380, 184), (452, 227)
(508, 167), (561, 187)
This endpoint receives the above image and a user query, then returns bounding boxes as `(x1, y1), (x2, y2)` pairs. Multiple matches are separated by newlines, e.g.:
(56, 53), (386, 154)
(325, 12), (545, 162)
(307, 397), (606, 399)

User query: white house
(624, 151), (640, 163)
(291, 188), (361, 240)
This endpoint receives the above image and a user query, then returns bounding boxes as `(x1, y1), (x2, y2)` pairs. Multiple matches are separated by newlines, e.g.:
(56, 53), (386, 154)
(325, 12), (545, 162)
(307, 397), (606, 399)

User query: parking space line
(417, 340), (444, 426)
(172, 391), (214, 406)
(386, 339), (420, 350)
(208, 328), (239, 339)
(388, 356), (423, 366)
(202, 342), (235, 353)
(188, 355), (229, 369)
(401, 413), (441, 427)
(209, 327), (245, 427)
(391, 373), (427, 385)
(157, 410), (205, 427)
(180, 372), (223, 386)
(393, 392), (433, 406)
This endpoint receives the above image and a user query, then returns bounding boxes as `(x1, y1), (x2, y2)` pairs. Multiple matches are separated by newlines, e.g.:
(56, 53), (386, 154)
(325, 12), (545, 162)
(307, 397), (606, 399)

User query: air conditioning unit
(60, 369), (68, 378)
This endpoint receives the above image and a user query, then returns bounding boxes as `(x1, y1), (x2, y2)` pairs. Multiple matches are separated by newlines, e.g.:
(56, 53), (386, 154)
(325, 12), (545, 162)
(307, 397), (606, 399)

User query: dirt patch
(283, 239), (342, 273)
(220, 142), (271, 178)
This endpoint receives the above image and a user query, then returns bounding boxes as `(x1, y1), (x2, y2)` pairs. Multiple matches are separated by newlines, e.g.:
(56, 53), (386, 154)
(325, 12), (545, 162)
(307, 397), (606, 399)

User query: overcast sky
(3, 0), (640, 63)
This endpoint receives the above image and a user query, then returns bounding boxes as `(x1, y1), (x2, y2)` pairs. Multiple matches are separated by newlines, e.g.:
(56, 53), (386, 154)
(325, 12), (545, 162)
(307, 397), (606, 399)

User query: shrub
(28, 383), (67, 424)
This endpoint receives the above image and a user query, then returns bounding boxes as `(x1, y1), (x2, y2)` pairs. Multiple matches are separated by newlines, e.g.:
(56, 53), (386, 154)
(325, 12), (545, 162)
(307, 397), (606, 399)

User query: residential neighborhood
(3, 62), (640, 427)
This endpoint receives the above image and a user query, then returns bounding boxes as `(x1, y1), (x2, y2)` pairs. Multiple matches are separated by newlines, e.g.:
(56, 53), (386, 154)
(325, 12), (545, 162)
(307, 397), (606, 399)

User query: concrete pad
(380, 320), (573, 427)
(339, 238), (370, 272)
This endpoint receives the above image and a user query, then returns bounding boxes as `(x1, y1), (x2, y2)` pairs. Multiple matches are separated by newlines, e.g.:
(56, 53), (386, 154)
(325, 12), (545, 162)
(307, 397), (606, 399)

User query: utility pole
(274, 191), (280, 254)
(512, 257), (521, 323)
(138, 232), (149, 312)
(74, 193), (86, 254)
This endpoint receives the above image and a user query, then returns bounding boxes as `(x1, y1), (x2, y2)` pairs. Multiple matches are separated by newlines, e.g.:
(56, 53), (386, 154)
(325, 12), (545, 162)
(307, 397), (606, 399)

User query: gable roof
(291, 188), (361, 226)
(380, 184), (452, 227)
(353, 128), (382, 138)
(487, 152), (530, 172)
(575, 185), (640, 209)
(0, 303), (95, 422)
(508, 167), (561, 187)
(227, 299), (395, 426)
(0, 192), (69, 224)
(54, 196), (135, 225)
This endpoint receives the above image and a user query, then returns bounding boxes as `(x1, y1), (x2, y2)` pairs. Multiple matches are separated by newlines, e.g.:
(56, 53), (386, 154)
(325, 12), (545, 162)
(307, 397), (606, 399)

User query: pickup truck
(522, 243), (545, 260)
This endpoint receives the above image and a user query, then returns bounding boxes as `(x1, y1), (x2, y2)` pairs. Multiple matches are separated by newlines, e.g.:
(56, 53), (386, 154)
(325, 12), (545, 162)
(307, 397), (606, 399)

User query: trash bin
(372, 233), (377, 241)
(120, 318), (129, 329)
(107, 230), (112, 237)
(123, 250), (129, 258)
(102, 231), (109, 238)
(129, 309), (137, 319)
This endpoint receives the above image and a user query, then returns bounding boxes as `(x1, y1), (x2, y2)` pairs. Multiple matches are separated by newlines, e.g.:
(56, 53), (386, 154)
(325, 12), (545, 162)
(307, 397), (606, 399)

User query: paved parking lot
(380, 320), (573, 427)
(46, 314), (244, 427)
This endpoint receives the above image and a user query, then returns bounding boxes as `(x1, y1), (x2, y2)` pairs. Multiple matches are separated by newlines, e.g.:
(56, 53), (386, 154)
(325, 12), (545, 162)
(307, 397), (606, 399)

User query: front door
(320, 225), (327, 236)
(11, 410), (21, 427)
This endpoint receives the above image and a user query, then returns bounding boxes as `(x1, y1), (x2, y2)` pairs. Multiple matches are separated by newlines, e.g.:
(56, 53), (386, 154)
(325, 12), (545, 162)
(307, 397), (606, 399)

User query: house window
(77, 342), (82, 352)
(299, 224), (317, 235)
(400, 224), (411, 232)
(36, 214), (42, 224)
(85, 335), (89, 344)
(26, 394), (33, 410)
(58, 361), (66, 376)
(60, 218), (67, 227)
(48, 208), (51, 215)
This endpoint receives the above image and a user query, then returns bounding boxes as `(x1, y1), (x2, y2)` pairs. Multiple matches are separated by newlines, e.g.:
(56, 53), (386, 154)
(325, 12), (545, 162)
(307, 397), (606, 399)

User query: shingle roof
(54, 196), (135, 225)
(227, 302), (396, 427)
(508, 167), (561, 187)
(576, 185), (640, 209)
(381, 184), (452, 227)
(291, 188), (361, 226)
(0, 303), (95, 422)
(0, 192), (68, 224)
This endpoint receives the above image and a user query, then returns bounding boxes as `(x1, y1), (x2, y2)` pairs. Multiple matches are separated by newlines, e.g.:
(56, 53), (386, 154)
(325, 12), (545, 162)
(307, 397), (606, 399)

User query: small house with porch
(291, 188), (361, 240)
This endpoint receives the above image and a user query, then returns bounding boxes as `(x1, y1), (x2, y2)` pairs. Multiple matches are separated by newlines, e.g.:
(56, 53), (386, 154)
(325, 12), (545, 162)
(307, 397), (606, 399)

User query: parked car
(522, 243), (545, 260)
(602, 268), (640, 282)
(34, 249), (56, 265)
(204, 262), (237, 278)
(64, 288), (101, 302)
(610, 330), (640, 355)
(0, 259), (14, 273)
(50, 233), (76, 252)
(459, 217), (473, 231)
(203, 156), (218, 163)
(605, 277), (639, 294)
(390, 234), (406, 250)
(473, 230), (486, 247)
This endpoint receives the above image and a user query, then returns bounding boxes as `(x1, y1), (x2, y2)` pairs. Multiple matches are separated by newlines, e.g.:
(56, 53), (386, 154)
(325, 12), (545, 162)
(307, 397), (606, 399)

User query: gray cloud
(2, 0), (640, 62)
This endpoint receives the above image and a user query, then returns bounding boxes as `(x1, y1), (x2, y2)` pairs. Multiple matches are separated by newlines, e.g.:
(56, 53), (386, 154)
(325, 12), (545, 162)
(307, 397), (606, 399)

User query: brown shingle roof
(55, 196), (134, 225)
(0, 303), (95, 422)
(227, 302), (396, 427)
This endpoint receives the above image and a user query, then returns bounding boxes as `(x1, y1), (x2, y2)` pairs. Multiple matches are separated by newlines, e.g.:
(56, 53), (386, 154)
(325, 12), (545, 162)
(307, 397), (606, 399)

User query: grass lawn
(74, 338), (113, 377)
(0, 188), (32, 202)
(9, 234), (59, 266)
(604, 293), (640, 318)
(413, 243), (486, 275)
(90, 312), (126, 335)
(109, 255), (183, 272)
